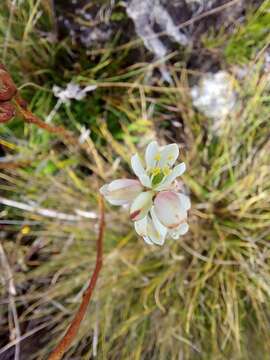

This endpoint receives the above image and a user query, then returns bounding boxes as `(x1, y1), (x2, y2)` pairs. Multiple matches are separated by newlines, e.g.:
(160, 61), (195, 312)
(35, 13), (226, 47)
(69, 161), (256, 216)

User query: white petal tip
(170, 223), (189, 239)
(143, 236), (154, 245)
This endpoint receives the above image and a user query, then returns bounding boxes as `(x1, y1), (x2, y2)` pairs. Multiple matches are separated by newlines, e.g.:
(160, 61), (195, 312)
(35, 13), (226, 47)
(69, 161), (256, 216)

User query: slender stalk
(15, 98), (77, 145)
(1, 64), (106, 358)
(48, 195), (105, 360)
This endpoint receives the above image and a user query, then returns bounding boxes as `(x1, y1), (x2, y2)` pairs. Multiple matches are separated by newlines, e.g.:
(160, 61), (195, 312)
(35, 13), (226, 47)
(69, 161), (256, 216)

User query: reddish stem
(48, 195), (105, 360)
(15, 99), (77, 145)
(1, 64), (106, 358)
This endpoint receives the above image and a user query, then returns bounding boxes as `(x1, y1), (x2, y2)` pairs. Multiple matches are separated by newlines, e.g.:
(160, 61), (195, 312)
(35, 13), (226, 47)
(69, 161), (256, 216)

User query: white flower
(46, 82), (97, 123)
(52, 82), (97, 104)
(100, 141), (190, 246)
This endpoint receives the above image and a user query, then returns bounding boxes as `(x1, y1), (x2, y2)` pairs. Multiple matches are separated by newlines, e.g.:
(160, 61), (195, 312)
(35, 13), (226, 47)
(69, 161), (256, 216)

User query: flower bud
(0, 101), (16, 123)
(0, 69), (17, 101)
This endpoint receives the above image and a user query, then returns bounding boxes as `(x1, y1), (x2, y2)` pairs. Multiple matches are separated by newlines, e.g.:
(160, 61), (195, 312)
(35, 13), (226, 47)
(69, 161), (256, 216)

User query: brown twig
(48, 195), (105, 360)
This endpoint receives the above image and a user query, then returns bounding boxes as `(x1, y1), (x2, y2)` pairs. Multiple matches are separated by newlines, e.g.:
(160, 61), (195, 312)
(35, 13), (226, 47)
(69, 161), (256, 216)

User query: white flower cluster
(100, 141), (190, 246)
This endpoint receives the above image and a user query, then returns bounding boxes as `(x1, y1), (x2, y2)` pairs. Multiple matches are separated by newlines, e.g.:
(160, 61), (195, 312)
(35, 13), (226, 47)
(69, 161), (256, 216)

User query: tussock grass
(1, 1), (270, 359)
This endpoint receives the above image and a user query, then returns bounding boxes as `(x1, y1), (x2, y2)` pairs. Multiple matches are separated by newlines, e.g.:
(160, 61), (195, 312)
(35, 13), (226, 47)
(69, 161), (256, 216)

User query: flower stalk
(1, 62), (107, 359)
(48, 195), (105, 360)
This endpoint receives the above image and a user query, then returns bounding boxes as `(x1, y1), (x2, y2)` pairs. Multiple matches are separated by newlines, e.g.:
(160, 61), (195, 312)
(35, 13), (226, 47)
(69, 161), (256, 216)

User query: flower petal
(149, 208), (167, 245)
(130, 191), (153, 221)
(134, 217), (154, 245)
(178, 193), (191, 211)
(131, 153), (151, 187)
(145, 141), (159, 170)
(159, 143), (179, 168)
(143, 236), (154, 245)
(134, 211), (167, 245)
(146, 214), (167, 246)
(155, 162), (186, 191)
(134, 216), (148, 237)
(154, 191), (187, 228)
(169, 223), (189, 239)
(100, 179), (142, 206)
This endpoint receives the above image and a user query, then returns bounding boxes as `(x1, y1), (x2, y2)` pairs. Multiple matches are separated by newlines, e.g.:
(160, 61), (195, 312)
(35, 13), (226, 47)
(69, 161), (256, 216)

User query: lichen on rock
(191, 71), (237, 123)
(126, 0), (190, 58)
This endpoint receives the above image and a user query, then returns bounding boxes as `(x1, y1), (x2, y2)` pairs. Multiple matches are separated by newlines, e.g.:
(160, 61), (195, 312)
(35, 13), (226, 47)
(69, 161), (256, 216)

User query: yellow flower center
(150, 166), (171, 179)
(149, 152), (173, 186)
(151, 167), (161, 176)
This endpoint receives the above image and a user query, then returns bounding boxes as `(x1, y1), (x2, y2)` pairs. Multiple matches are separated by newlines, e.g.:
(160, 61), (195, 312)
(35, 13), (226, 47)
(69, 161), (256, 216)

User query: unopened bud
(0, 101), (16, 123)
(0, 69), (17, 101)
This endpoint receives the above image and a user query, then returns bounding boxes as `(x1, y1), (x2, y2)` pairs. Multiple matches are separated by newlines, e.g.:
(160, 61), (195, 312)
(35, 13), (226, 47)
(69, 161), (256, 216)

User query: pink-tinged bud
(0, 102), (16, 123)
(154, 191), (189, 229)
(0, 69), (17, 101)
(100, 179), (143, 206)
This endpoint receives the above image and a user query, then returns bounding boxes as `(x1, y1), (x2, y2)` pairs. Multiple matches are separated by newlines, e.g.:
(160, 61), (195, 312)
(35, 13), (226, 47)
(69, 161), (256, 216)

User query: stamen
(151, 167), (161, 176)
(163, 166), (171, 176)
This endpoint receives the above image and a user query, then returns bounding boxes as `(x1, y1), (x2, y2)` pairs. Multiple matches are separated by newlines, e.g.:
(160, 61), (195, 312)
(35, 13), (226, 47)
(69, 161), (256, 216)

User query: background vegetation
(0, 0), (270, 359)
